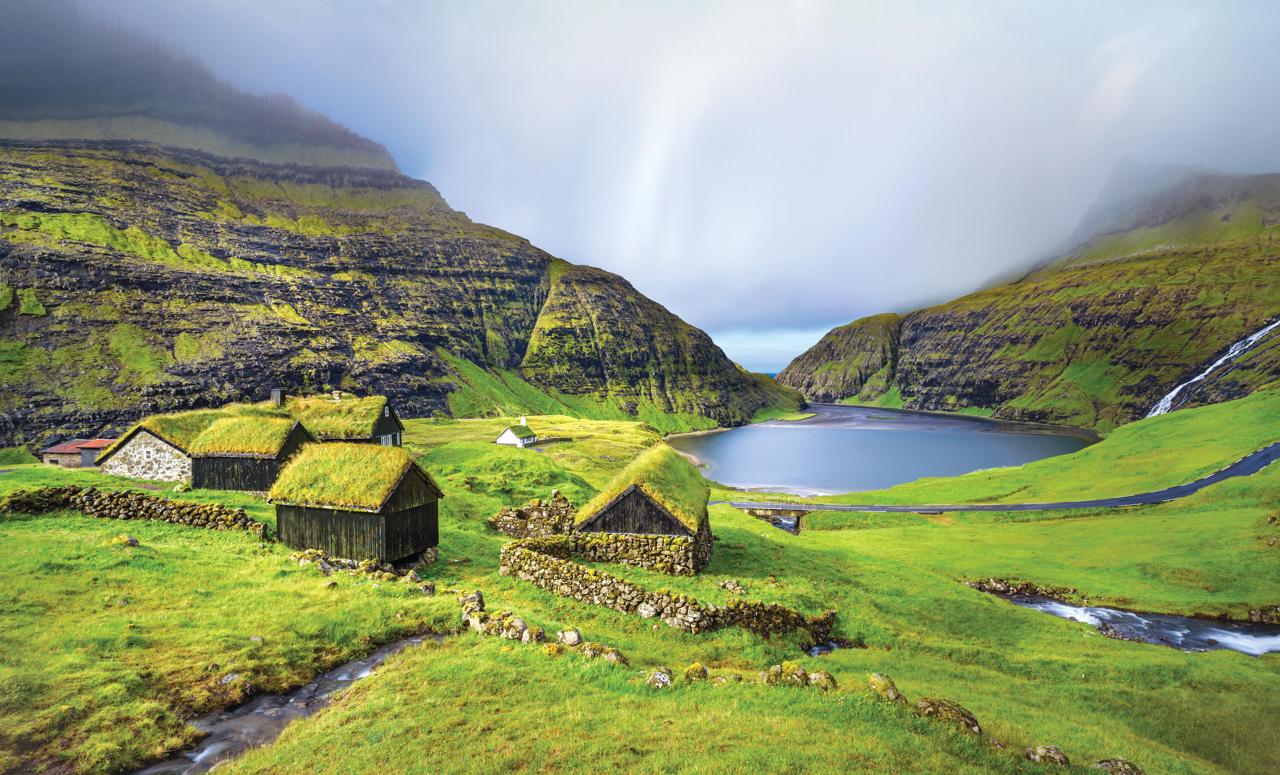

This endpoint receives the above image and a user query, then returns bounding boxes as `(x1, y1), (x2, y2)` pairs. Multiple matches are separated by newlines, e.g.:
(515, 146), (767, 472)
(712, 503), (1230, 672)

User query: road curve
(710, 440), (1280, 514)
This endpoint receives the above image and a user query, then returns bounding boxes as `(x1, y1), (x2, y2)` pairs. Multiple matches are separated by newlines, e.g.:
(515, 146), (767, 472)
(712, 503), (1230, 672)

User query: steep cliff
(0, 141), (796, 445)
(779, 170), (1280, 432)
(775, 314), (901, 403)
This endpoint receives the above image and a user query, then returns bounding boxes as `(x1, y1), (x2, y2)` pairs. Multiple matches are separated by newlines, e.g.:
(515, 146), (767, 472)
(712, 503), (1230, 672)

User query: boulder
(868, 673), (906, 704)
(758, 665), (783, 686)
(808, 670), (838, 692)
(522, 626), (546, 644)
(915, 698), (981, 735)
(637, 602), (659, 619)
(1090, 760), (1145, 775)
(780, 661), (809, 687)
(543, 643), (566, 657)
(557, 628), (582, 646)
(712, 674), (743, 684)
(683, 663), (708, 682)
(1025, 746), (1070, 766)
(647, 667), (674, 689)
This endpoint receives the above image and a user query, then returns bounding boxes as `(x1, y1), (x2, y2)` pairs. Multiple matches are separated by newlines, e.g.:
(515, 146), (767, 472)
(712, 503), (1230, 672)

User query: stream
(1004, 595), (1280, 656)
(1147, 317), (1280, 416)
(133, 634), (439, 774)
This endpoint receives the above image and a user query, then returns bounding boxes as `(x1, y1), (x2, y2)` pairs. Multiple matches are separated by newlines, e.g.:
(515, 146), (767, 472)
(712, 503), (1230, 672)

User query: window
(381, 434), (393, 446)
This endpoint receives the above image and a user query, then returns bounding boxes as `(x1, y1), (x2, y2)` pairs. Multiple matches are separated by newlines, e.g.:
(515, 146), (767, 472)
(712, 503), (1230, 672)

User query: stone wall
(0, 485), (265, 538)
(499, 535), (833, 639)
(99, 431), (191, 482)
(488, 492), (576, 539)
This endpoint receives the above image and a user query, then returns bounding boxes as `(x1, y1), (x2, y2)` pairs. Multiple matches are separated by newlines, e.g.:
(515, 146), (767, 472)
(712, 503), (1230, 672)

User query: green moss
(106, 324), (172, 385)
(575, 444), (709, 533)
(17, 288), (45, 316)
(173, 331), (227, 363)
(284, 393), (389, 440)
(189, 417), (299, 456)
(269, 443), (434, 511)
(270, 303), (310, 325)
(0, 284), (12, 312)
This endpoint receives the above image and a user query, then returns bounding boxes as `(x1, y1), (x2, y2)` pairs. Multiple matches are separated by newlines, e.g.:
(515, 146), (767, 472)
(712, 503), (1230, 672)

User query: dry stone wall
(0, 485), (264, 538)
(99, 432), (191, 482)
(499, 535), (834, 639)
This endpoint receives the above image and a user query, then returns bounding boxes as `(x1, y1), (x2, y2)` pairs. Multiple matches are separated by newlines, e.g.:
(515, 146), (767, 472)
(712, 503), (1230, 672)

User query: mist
(86, 0), (1280, 371)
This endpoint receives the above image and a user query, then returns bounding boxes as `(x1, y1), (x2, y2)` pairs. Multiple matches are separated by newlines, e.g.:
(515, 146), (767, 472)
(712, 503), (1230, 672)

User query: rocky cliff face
(775, 314), (901, 403)
(0, 141), (794, 445)
(779, 172), (1280, 431)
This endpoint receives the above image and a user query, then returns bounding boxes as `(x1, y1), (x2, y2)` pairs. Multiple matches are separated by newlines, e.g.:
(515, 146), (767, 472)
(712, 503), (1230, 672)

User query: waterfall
(1147, 318), (1280, 417)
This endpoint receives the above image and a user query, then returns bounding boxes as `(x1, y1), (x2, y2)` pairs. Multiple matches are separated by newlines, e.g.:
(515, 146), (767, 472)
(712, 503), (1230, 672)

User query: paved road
(710, 440), (1280, 514)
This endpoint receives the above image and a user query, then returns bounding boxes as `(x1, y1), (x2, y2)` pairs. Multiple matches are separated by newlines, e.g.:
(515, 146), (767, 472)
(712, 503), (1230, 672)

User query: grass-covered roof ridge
(98, 403), (289, 460)
(269, 443), (437, 512)
(189, 416), (300, 457)
(503, 424), (536, 440)
(284, 393), (389, 439)
(575, 443), (709, 533)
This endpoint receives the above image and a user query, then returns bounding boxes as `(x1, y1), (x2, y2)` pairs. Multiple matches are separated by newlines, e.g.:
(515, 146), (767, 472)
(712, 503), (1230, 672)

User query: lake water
(668, 404), (1092, 495)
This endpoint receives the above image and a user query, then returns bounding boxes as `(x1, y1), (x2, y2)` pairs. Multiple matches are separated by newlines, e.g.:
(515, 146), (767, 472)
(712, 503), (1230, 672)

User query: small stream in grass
(133, 634), (440, 774)
(1004, 595), (1280, 656)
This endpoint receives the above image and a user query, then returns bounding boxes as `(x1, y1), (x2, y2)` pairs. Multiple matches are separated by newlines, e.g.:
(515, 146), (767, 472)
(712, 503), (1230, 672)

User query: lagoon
(669, 404), (1092, 496)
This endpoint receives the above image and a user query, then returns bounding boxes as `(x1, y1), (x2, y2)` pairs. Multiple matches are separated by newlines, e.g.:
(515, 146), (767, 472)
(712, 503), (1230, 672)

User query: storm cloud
(91, 1), (1280, 370)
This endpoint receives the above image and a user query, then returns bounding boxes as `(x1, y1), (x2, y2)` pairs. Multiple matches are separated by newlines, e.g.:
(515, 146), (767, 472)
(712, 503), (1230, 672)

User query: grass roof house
(96, 404), (288, 482)
(575, 444), (712, 572)
(189, 417), (315, 491)
(269, 443), (443, 562)
(495, 417), (539, 448)
(284, 393), (403, 446)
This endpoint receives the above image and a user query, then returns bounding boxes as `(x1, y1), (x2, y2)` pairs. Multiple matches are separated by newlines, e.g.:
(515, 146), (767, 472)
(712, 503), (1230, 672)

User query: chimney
(519, 416), (527, 426)
(332, 390), (341, 401)
(271, 388), (285, 407)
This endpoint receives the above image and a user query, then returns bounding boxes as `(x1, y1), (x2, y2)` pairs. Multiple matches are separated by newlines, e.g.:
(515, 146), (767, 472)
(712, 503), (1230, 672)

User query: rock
(646, 667), (674, 688)
(808, 670), (837, 692)
(522, 626), (546, 644)
(459, 590), (485, 612)
(780, 662), (809, 686)
(1090, 759), (1146, 774)
(322, 580), (338, 589)
(758, 665), (783, 686)
(403, 570), (421, 583)
(601, 647), (629, 666)
(501, 617), (527, 640)
(711, 674), (743, 684)
(1025, 746), (1070, 766)
(418, 583), (436, 596)
(249, 635), (264, 644)
(719, 579), (746, 594)
(916, 698), (981, 735)
(683, 662), (708, 682)
(218, 672), (240, 685)
(867, 672), (906, 704)
(543, 643), (565, 657)
(637, 602), (659, 619)
(557, 628), (582, 646)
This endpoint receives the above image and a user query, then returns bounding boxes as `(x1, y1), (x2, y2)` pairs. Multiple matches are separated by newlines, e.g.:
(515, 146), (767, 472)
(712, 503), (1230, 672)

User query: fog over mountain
(77, 0), (1280, 370)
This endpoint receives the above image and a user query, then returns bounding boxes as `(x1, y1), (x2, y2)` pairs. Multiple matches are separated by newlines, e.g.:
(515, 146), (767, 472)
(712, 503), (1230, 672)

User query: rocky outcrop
(778, 173), (1280, 431)
(0, 141), (795, 446)
(0, 485), (263, 537)
(776, 314), (900, 403)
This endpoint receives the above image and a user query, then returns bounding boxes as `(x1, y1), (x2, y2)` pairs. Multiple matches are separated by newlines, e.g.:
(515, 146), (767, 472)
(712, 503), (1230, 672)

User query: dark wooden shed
(269, 443), (444, 562)
(190, 418), (315, 492)
(284, 393), (405, 446)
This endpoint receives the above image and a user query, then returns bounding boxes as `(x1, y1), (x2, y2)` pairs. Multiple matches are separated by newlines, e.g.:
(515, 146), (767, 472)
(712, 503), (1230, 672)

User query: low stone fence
(512, 532), (704, 576)
(0, 485), (265, 538)
(499, 535), (833, 639)
(488, 492), (576, 539)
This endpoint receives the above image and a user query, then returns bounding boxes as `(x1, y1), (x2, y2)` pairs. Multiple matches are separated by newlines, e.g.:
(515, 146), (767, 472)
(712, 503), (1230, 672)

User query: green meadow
(1, 398), (1277, 773)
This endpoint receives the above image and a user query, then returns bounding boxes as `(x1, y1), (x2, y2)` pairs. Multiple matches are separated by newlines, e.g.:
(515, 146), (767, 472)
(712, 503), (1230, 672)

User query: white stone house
(95, 427), (192, 482)
(495, 417), (539, 449)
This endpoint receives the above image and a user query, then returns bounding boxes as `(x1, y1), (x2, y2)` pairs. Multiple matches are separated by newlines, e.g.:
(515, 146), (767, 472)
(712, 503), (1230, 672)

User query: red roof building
(39, 438), (117, 468)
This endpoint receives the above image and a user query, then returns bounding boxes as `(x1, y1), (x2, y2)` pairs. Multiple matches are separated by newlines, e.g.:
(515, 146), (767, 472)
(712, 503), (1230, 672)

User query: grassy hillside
(779, 172), (1280, 432)
(3, 392), (1279, 773)
(0, 141), (796, 444)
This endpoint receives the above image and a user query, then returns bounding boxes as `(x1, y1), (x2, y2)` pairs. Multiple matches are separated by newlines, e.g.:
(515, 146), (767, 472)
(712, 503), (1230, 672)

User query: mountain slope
(0, 0), (396, 170)
(779, 170), (1280, 431)
(0, 141), (797, 445)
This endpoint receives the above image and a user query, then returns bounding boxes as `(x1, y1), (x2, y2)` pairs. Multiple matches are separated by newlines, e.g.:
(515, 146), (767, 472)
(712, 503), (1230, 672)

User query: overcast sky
(95, 0), (1280, 371)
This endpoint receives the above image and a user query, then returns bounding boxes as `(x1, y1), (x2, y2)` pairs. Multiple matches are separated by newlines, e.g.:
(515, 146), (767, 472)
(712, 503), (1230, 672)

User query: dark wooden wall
(384, 469), (441, 512)
(192, 456), (282, 491)
(277, 501), (438, 562)
(577, 486), (692, 537)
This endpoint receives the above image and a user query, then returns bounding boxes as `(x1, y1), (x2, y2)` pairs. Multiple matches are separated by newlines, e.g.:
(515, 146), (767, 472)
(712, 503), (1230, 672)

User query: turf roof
(97, 403), (289, 461)
(189, 417), (301, 457)
(575, 443), (709, 533)
(501, 425), (536, 440)
(284, 394), (391, 439)
(269, 443), (439, 512)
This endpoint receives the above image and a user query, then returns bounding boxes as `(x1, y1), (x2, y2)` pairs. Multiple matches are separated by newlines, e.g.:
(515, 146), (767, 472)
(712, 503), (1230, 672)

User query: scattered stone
(522, 626), (546, 644)
(488, 492), (577, 538)
(719, 579), (746, 594)
(683, 662), (708, 682)
(322, 580), (338, 589)
(403, 570), (421, 583)
(759, 664), (783, 686)
(868, 673), (906, 704)
(988, 738), (1007, 750)
(218, 673), (240, 685)
(459, 590), (485, 611)
(1025, 746), (1070, 766)
(1090, 759), (1145, 774)
(601, 647), (629, 666)
(915, 698), (981, 735)
(557, 628), (582, 646)
(807, 670), (837, 692)
(637, 602), (659, 619)
(418, 583), (436, 596)
(711, 674), (743, 684)
(543, 643), (566, 657)
(249, 635), (264, 644)
(646, 667), (674, 688)
(417, 547), (440, 567)
(780, 662), (809, 686)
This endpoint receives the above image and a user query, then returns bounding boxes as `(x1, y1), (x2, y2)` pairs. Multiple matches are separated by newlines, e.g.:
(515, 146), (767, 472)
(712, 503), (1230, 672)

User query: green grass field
(2, 397), (1278, 774)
